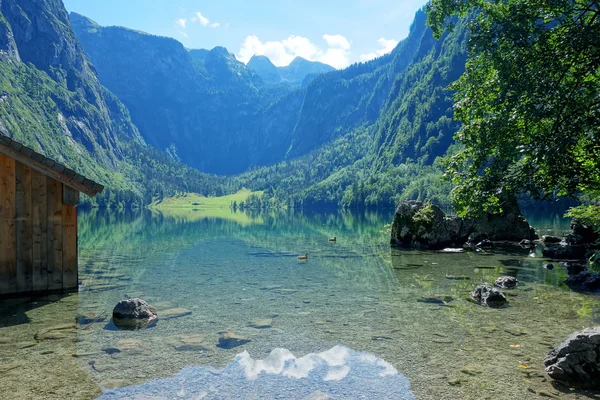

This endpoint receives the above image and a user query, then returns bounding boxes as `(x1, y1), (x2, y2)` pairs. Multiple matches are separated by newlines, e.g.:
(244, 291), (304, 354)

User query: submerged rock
(160, 308), (192, 320)
(390, 197), (535, 250)
(34, 323), (77, 341)
(565, 272), (600, 293)
(112, 298), (157, 330)
(544, 327), (600, 388)
(494, 276), (518, 289)
(165, 334), (209, 352)
(559, 262), (586, 275)
(217, 331), (251, 349)
(470, 284), (507, 308)
(543, 263), (555, 270)
(247, 319), (273, 329)
(542, 244), (587, 260)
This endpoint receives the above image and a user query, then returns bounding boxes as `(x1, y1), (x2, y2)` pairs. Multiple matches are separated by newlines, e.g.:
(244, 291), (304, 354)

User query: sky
(63, 0), (428, 70)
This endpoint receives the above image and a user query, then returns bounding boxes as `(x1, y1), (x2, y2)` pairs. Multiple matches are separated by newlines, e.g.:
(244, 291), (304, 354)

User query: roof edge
(0, 135), (104, 197)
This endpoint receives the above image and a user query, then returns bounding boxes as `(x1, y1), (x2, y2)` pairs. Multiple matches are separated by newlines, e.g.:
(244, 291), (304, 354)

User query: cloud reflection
(98, 345), (414, 399)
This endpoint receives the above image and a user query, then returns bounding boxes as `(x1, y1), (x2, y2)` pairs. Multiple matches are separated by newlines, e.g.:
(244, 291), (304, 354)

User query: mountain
(70, 12), (294, 174)
(0, 0), (226, 207)
(247, 55), (335, 86)
(236, 10), (469, 209)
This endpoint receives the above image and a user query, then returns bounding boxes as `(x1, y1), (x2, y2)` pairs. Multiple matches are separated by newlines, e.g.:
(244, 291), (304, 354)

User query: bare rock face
(390, 198), (535, 250)
(470, 284), (507, 308)
(112, 298), (157, 330)
(544, 327), (600, 388)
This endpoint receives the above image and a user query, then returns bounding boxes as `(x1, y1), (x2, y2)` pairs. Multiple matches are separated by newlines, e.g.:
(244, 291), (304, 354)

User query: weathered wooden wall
(0, 153), (79, 297)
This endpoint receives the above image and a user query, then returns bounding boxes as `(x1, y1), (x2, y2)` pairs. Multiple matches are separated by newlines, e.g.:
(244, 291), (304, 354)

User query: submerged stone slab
(217, 332), (251, 349)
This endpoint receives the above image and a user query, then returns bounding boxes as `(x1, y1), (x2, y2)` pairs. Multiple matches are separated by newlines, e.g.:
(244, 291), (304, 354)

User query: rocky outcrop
(112, 298), (157, 330)
(470, 284), (507, 308)
(390, 198), (535, 249)
(544, 327), (600, 388)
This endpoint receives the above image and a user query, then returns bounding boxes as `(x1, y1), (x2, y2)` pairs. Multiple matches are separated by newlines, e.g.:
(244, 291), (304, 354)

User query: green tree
(426, 0), (600, 216)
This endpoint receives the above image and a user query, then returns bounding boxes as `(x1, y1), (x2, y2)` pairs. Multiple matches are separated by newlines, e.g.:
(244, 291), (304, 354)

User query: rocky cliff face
(247, 55), (335, 86)
(0, 0), (220, 204)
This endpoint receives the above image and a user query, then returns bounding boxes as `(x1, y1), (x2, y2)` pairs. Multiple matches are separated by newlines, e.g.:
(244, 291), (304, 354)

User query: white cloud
(323, 34), (351, 50)
(175, 18), (187, 28)
(237, 33), (351, 69)
(191, 11), (220, 28)
(360, 38), (398, 62)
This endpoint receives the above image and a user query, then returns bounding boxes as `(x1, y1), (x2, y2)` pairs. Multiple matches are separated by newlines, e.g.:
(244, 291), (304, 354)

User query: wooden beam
(62, 204), (77, 290)
(0, 153), (17, 294)
(16, 161), (33, 293)
(63, 185), (80, 206)
(0, 143), (101, 197)
(31, 169), (48, 292)
(47, 178), (63, 291)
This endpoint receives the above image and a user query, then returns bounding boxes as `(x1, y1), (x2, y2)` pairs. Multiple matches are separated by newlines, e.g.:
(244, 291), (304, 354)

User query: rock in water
(112, 298), (157, 330)
(542, 235), (562, 244)
(543, 263), (555, 270)
(565, 272), (600, 293)
(544, 327), (600, 388)
(217, 332), (251, 349)
(390, 197), (535, 250)
(470, 284), (507, 308)
(476, 239), (494, 249)
(560, 262), (586, 275)
(494, 276), (518, 289)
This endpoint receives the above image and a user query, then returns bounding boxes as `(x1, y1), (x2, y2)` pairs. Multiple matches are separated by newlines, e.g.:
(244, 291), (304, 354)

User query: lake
(0, 208), (598, 399)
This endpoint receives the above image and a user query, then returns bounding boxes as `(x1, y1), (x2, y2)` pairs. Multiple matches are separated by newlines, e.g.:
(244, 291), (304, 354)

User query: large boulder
(565, 272), (600, 293)
(389, 201), (469, 249)
(112, 298), (157, 330)
(544, 327), (600, 388)
(571, 220), (599, 245)
(390, 198), (536, 249)
(542, 244), (587, 260)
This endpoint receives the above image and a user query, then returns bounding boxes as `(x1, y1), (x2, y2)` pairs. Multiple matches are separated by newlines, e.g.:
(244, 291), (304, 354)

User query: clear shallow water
(0, 208), (598, 400)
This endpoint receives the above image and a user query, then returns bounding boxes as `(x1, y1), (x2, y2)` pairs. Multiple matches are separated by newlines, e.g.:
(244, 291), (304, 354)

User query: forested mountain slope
(71, 13), (297, 174)
(238, 11), (469, 209)
(0, 0), (228, 207)
(70, 10), (464, 179)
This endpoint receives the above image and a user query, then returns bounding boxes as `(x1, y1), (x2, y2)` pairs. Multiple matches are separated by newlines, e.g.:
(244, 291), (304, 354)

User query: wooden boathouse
(0, 134), (104, 297)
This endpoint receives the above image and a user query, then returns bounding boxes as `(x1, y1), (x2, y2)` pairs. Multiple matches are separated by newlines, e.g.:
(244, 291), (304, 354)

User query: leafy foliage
(427, 0), (600, 216)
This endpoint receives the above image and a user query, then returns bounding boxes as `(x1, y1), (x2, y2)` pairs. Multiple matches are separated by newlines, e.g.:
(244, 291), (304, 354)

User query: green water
(0, 208), (598, 399)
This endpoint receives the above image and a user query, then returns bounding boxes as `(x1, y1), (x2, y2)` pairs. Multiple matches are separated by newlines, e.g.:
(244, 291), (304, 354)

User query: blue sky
(63, 0), (428, 69)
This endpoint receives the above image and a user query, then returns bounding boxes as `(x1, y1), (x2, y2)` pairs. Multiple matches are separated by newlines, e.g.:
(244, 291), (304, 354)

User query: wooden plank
(47, 177), (63, 291)
(31, 168), (48, 292)
(0, 153), (17, 295)
(0, 143), (103, 197)
(62, 185), (80, 206)
(15, 161), (33, 293)
(62, 204), (77, 290)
